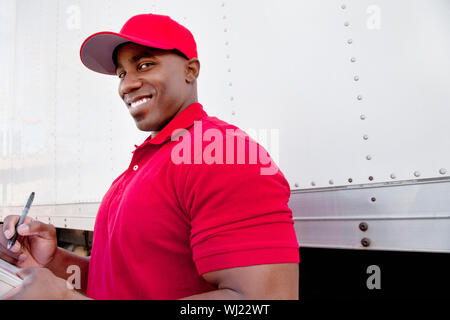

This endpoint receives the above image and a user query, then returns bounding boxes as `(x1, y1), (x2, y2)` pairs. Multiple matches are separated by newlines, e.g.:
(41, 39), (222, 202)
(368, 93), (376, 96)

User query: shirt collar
(132, 102), (207, 153)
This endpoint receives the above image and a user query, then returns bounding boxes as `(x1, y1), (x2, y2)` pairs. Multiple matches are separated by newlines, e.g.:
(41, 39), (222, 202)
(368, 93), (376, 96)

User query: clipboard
(0, 258), (22, 297)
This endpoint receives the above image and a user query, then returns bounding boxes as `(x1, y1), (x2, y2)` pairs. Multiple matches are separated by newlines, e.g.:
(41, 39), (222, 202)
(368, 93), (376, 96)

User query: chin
(134, 118), (161, 132)
(135, 123), (154, 132)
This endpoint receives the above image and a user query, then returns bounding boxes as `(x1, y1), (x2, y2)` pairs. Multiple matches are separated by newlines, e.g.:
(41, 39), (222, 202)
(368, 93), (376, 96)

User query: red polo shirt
(86, 102), (299, 300)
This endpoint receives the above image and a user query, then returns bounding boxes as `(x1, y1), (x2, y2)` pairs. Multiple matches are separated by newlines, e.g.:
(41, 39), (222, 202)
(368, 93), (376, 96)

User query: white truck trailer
(1, 0), (449, 298)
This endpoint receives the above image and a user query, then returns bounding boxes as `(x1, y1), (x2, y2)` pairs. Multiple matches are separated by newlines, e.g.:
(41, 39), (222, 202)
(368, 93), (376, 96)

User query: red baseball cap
(80, 13), (198, 75)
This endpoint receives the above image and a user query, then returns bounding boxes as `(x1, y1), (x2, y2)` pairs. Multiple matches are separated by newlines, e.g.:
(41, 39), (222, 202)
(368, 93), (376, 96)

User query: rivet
(439, 168), (447, 175)
(366, 155), (372, 160)
(360, 114), (366, 120)
(294, 183), (299, 188)
(228, 82), (232, 86)
(311, 181), (316, 186)
(357, 95), (363, 100)
(359, 222), (368, 231)
(371, 197), (376, 202)
(344, 21), (350, 27)
(228, 68), (232, 72)
(341, 4), (346, 9)
(231, 111), (235, 115)
(390, 173), (396, 179)
(225, 41), (229, 46)
(329, 179), (334, 185)
(363, 134), (369, 140)
(361, 237), (371, 247)
(369, 176), (374, 181)
(354, 75), (360, 81)
(350, 57), (356, 63)
(347, 39), (353, 44)
(226, 54), (230, 59)
(414, 171), (421, 177)
(230, 96), (234, 101)
(348, 178), (353, 183)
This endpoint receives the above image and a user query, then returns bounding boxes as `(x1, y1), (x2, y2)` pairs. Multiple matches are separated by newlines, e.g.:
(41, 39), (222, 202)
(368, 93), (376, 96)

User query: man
(0, 13), (299, 299)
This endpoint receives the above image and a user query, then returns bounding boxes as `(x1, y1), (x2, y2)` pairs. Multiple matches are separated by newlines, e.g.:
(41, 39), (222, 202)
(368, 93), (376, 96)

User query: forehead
(115, 42), (169, 61)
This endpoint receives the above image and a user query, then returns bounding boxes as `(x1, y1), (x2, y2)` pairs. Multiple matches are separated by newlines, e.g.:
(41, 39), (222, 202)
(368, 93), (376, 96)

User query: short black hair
(112, 42), (189, 70)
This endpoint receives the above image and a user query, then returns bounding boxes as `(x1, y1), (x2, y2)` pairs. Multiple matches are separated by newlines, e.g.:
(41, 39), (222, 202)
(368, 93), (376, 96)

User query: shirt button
(133, 165), (139, 171)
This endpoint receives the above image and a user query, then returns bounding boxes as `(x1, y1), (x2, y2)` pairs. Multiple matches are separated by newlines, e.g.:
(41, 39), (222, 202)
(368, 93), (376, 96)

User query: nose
(119, 73), (143, 95)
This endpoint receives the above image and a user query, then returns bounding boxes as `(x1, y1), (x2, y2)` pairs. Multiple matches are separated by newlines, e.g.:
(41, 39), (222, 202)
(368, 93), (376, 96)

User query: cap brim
(80, 31), (174, 75)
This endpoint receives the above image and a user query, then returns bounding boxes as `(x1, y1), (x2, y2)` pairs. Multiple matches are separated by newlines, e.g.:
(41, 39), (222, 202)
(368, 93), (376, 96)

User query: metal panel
(0, 0), (16, 206)
(223, 0), (450, 189)
(0, 0), (449, 244)
(4, 0), (58, 206)
(56, 0), (116, 204)
(290, 178), (450, 252)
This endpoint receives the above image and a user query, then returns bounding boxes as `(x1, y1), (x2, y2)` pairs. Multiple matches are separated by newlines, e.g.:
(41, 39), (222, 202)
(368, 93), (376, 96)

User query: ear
(185, 58), (200, 83)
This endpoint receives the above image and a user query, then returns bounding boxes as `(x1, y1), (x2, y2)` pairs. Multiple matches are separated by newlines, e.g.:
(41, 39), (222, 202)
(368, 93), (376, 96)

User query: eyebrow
(116, 51), (157, 70)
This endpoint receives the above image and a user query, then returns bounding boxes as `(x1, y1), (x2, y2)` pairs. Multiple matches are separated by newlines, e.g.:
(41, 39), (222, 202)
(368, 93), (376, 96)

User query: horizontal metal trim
(1, 202), (101, 209)
(298, 243), (450, 254)
(292, 176), (450, 194)
(293, 214), (450, 221)
(31, 216), (97, 219)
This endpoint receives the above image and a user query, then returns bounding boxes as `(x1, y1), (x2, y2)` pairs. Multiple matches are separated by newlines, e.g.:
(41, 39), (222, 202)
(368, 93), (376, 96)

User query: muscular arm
(180, 263), (299, 300)
(46, 247), (90, 295)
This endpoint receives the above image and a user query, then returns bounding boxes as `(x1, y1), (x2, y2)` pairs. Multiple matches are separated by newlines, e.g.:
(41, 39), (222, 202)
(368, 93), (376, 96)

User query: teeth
(131, 97), (151, 108)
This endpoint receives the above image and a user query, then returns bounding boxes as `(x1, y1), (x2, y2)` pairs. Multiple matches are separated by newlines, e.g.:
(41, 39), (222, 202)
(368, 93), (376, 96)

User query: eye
(138, 62), (154, 70)
(117, 71), (126, 79)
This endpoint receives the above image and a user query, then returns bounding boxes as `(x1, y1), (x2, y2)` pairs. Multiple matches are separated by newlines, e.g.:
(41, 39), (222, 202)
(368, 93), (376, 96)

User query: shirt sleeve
(182, 138), (300, 275)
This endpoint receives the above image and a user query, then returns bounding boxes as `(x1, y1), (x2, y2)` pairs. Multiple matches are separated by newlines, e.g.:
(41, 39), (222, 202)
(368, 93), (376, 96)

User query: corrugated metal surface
(0, 1), (449, 251)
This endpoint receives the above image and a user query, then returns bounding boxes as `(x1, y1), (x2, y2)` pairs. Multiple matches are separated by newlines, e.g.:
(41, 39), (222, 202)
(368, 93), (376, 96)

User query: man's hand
(2, 267), (84, 300)
(1, 215), (58, 268)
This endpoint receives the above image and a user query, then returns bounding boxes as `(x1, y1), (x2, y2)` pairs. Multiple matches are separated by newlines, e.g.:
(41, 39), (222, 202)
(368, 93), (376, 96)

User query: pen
(7, 192), (35, 250)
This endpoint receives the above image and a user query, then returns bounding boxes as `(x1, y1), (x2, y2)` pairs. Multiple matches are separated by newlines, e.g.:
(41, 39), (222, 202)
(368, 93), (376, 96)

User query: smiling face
(114, 42), (200, 133)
